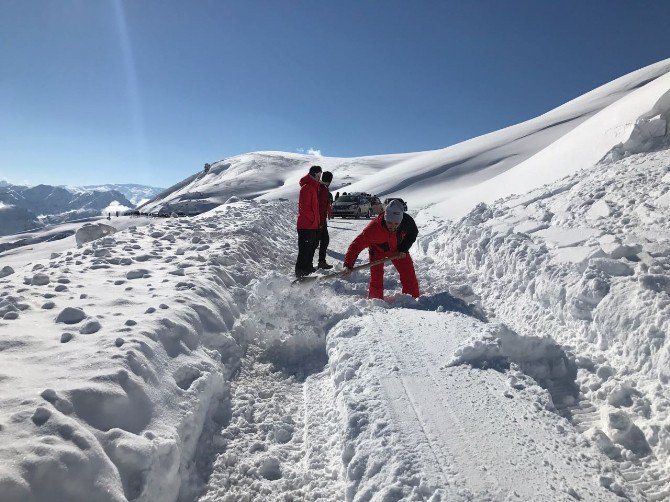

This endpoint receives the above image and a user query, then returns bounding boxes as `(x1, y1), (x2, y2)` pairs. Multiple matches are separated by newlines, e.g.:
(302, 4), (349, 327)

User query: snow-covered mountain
(2, 58), (670, 502)
(74, 183), (164, 206)
(0, 183), (135, 236)
(141, 58), (670, 219)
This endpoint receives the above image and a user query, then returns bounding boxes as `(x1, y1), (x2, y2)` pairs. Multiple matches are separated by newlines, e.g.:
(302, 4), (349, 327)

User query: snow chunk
(126, 269), (150, 280)
(79, 319), (102, 334)
(586, 199), (611, 220)
(450, 324), (578, 407)
(514, 219), (549, 234)
(30, 273), (50, 286)
(655, 190), (670, 208)
(639, 274), (670, 294)
(55, 307), (87, 324)
(0, 266), (14, 278)
(588, 258), (634, 277)
(75, 222), (117, 246)
(535, 226), (601, 248)
(603, 408), (651, 457)
(551, 246), (601, 269)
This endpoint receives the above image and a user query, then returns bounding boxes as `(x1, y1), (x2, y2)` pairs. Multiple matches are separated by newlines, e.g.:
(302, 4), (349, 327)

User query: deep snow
(2, 189), (670, 500)
(3, 57), (670, 502)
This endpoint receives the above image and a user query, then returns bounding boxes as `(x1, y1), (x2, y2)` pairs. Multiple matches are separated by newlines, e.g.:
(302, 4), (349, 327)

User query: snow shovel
(292, 254), (402, 286)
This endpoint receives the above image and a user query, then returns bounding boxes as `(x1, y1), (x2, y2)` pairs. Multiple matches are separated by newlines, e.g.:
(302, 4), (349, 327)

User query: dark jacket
(317, 184), (333, 225)
(343, 212), (418, 268)
(297, 174), (320, 230)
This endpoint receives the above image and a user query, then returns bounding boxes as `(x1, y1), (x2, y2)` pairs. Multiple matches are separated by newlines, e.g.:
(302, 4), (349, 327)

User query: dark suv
(332, 194), (373, 218)
(383, 198), (408, 211)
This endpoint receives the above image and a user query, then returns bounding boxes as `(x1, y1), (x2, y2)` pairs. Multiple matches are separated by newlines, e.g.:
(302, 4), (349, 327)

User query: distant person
(317, 171), (334, 269)
(335, 192), (340, 200)
(343, 199), (419, 299)
(295, 165), (322, 277)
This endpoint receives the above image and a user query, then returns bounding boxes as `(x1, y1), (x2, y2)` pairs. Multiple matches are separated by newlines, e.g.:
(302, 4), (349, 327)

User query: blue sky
(2, 0), (670, 187)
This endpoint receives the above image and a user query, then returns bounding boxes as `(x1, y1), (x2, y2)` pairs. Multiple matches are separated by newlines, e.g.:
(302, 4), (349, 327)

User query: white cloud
(102, 200), (132, 215)
(296, 147), (323, 157)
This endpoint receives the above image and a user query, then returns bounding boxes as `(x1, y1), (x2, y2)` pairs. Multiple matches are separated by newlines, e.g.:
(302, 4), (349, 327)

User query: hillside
(141, 58), (670, 220)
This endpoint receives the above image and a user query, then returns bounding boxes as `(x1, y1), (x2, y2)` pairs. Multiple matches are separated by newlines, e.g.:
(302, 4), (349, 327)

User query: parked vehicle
(383, 197), (408, 212)
(367, 195), (383, 215)
(332, 194), (373, 218)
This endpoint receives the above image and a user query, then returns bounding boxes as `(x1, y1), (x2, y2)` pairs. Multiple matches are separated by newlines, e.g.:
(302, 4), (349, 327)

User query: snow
(419, 147), (670, 500)
(0, 183), (136, 236)
(0, 195), (638, 500)
(74, 184), (165, 206)
(3, 58), (670, 501)
(75, 222), (118, 246)
(142, 58), (670, 223)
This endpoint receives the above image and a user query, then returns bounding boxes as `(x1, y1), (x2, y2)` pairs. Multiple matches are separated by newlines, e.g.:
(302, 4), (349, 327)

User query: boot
(318, 261), (333, 270)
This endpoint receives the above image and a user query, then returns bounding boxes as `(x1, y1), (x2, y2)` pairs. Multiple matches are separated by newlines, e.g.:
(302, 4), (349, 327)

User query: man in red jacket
(317, 171), (334, 269)
(295, 165), (322, 277)
(343, 199), (420, 299)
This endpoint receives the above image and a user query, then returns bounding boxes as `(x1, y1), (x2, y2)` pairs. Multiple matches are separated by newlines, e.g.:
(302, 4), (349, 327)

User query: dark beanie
(309, 165), (322, 176)
(321, 171), (333, 183)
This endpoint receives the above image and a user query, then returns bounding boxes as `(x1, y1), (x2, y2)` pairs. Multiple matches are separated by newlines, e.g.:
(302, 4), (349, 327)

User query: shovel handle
(293, 254), (402, 285)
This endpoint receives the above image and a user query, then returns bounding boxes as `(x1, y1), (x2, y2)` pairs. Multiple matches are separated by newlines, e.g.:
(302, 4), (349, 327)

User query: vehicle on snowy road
(332, 194), (373, 218)
(367, 195), (384, 215)
(383, 197), (407, 212)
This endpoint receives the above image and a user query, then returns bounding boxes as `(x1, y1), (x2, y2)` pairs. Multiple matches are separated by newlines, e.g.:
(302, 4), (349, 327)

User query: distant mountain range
(73, 183), (164, 206)
(0, 182), (163, 236)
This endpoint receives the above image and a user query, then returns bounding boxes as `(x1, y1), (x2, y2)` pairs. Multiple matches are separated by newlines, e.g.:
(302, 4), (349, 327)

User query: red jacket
(296, 174), (320, 230)
(317, 184), (332, 225)
(344, 213), (418, 268)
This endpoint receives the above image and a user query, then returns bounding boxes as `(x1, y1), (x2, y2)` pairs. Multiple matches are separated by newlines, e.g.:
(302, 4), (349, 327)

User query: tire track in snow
(329, 309), (619, 501)
(377, 316), (501, 499)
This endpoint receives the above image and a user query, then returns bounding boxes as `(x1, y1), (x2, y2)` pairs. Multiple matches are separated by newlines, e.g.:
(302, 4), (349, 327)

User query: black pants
(295, 229), (319, 275)
(318, 223), (329, 264)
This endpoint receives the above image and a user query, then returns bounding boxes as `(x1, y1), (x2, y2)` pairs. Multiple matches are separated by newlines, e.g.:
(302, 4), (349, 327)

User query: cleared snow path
(329, 309), (618, 501)
(198, 216), (627, 501)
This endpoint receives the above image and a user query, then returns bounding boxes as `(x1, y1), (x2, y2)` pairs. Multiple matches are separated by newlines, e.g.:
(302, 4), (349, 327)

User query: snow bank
(449, 323), (579, 410)
(0, 200), (296, 501)
(420, 145), (670, 497)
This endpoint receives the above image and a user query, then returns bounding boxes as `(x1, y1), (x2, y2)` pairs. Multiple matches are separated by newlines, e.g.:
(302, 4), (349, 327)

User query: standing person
(317, 171), (334, 269)
(335, 192), (340, 200)
(343, 199), (419, 299)
(295, 165), (322, 277)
